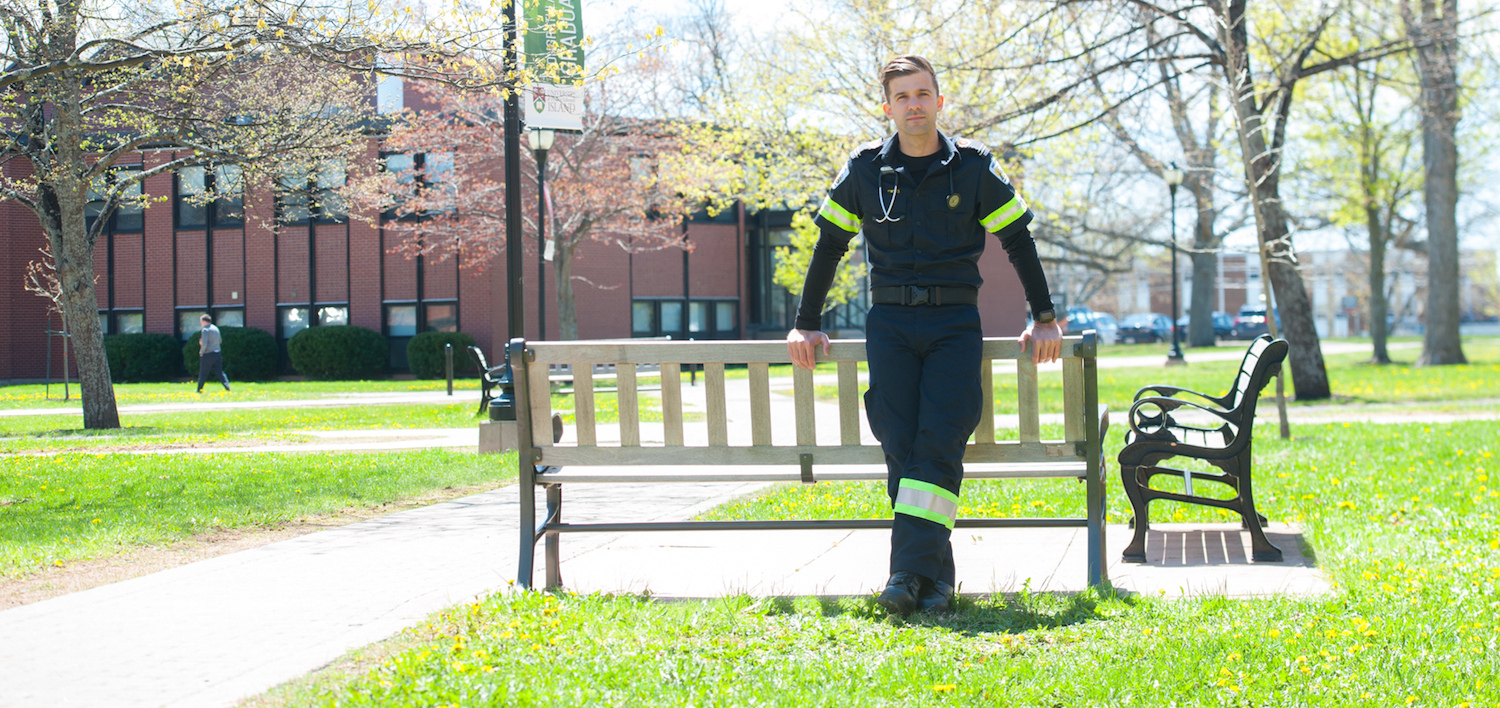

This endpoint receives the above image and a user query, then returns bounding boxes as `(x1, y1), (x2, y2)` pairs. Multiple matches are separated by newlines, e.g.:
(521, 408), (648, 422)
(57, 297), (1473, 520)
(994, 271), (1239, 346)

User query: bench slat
(618, 364), (640, 447)
(535, 460), (1087, 484)
(976, 358), (995, 445)
(529, 357), (552, 447)
(535, 440), (1079, 467)
(837, 361), (860, 445)
(574, 366), (596, 447)
(1063, 358), (1084, 442)
(793, 365), (816, 446)
(706, 362), (728, 446)
(526, 339), (1042, 365)
(1017, 357), (1040, 442)
(661, 363), (683, 447)
(749, 362), (771, 446)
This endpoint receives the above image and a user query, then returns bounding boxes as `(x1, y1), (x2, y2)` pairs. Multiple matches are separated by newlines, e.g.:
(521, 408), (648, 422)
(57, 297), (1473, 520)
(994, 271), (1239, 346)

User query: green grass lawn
(0, 449), (516, 578)
(0, 378), (483, 410)
(0, 403), (486, 452)
(257, 419), (1498, 706)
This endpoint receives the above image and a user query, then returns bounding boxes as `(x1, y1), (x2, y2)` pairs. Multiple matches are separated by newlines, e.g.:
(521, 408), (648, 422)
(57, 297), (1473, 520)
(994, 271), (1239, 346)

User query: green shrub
(286, 325), (387, 380)
(406, 331), (480, 379)
(182, 326), (278, 382)
(104, 333), (182, 382)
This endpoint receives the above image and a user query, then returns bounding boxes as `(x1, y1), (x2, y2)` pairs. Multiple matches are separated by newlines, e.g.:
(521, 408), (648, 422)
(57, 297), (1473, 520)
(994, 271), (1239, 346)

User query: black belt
(870, 285), (978, 306)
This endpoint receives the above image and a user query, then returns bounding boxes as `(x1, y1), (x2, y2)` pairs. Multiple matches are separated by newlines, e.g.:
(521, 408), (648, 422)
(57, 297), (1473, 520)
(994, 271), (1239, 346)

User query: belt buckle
(908, 286), (930, 306)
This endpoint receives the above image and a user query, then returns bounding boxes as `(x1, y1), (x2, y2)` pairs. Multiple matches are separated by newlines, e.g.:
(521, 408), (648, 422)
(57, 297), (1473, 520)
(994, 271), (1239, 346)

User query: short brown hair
(880, 55), (939, 100)
(201, 314), (213, 324)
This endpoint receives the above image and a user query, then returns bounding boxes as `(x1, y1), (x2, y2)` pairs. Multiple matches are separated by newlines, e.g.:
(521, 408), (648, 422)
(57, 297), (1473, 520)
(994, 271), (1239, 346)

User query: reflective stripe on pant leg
(893, 478), (959, 529)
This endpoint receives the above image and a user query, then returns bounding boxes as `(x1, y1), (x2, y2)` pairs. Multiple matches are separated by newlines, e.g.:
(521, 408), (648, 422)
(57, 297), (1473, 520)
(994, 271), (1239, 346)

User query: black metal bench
(1117, 335), (1289, 563)
(467, 345), (510, 416)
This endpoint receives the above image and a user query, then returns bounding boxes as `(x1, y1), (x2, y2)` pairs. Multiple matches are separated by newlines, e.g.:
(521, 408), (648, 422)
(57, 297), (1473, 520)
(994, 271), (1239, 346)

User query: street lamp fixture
(529, 128), (555, 340)
(1163, 163), (1186, 366)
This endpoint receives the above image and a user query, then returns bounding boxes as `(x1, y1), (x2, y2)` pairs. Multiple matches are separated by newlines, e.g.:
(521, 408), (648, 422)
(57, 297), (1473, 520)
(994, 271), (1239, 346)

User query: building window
(214, 308), (244, 328)
(385, 304), (418, 337)
(317, 305), (349, 326)
(85, 168), (144, 234)
(98, 312), (109, 335)
(118, 312), (144, 334)
(425, 302), (458, 332)
(177, 165), (244, 229)
(381, 152), (454, 220)
(277, 160), (346, 224)
(632, 299), (739, 339)
(279, 306), (310, 339)
(177, 309), (207, 340)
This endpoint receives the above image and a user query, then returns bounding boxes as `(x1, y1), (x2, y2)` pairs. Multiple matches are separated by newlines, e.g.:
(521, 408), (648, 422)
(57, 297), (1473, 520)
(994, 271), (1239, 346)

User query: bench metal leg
(1237, 446), (1283, 562)
(518, 461), (537, 590)
(545, 484), (564, 589)
(1120, 464), (1150, 563)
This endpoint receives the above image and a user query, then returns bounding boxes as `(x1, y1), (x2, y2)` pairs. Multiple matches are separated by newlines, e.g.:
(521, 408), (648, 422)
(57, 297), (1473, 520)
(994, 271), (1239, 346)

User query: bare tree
(1405, 0), (1467, 365)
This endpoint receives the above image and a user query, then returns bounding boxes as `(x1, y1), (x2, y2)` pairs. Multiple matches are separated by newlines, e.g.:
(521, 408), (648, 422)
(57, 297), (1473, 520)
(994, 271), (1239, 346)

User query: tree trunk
(1219, 0), (1331, 400)
(1187, 190), (1220, 347)
(47, 200), (122, 429)
(1367, 205), (1392, 364)
(43, 77), (121, 429)
(555, 238), (579, 341)
(1410, 0), (1466, 365)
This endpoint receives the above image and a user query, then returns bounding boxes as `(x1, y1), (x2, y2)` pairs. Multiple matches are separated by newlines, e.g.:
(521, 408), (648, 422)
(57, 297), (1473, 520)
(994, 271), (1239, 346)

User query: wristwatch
(1034, 309), (1056, 325)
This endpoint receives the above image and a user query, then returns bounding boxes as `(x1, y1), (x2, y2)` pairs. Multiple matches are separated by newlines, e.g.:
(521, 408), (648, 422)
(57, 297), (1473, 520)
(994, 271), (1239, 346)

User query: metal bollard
(445, 343), (454, 396)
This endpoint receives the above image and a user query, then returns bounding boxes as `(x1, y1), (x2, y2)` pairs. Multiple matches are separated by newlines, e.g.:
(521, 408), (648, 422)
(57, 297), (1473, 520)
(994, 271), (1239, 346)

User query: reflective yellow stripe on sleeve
(893, 478), (960, 529)
(980, 196), (1026, 233)
(819, 197), (860, 233)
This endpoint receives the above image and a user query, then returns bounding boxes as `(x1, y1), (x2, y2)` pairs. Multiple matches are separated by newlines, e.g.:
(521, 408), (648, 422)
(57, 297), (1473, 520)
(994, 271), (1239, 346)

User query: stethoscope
(874, 160), (960, 224)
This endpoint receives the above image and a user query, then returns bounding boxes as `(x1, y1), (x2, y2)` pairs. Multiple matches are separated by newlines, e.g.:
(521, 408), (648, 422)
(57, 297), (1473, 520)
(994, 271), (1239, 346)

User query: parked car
(1118, 313), (1173, 344)
(1060, 307), (1118, 346)
(1232, 305), (1281, 340)
(1177, 311), (1235, 341)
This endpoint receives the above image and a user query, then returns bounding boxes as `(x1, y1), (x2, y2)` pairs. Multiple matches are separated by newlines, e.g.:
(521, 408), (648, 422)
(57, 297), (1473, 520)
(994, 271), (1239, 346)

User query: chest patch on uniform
(948, 194), (960, 209)
(989, 157), (1013, 186)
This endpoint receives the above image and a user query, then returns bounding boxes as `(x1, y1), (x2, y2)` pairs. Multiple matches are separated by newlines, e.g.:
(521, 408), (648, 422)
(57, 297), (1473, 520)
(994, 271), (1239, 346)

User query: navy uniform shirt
(796, 131), (1053, 331)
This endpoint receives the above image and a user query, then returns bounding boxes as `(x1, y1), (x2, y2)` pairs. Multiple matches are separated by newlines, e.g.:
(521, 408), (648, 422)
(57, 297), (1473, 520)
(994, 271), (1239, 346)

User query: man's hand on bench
(787, 328), (832, 370)
(1019, 320), (1065, 364)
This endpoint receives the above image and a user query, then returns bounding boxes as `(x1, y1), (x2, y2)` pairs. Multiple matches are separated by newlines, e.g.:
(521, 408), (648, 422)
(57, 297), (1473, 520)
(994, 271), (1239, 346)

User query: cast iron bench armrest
(1132, 384), (1233, 410)
(1127, 396), (1237, 441)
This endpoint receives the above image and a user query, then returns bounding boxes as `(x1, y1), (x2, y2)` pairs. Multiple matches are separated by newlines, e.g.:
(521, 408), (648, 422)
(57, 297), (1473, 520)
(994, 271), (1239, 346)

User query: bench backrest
(509, 334), (1099, 468)
(1223, 335), (1289, 418)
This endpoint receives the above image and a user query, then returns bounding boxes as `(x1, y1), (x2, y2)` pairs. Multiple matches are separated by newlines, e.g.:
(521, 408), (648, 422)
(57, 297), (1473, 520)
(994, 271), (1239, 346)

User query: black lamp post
(1164, 163), (1186, 365)
(529, 128), (555, 341)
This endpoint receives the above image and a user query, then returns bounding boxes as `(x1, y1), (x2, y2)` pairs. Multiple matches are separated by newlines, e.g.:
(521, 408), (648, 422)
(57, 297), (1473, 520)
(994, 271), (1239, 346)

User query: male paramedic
(786, 55), (1063, 615)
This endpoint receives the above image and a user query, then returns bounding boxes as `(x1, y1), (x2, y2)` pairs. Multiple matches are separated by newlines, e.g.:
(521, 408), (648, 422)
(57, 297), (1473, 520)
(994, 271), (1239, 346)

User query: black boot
(918, 580), (954, 613)
(877, 571), (927, 616)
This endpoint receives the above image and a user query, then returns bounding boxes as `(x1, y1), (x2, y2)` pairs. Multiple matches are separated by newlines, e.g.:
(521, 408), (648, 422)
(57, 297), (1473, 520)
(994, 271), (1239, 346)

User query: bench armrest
(1127, 395), (1235, 438)
(1132, 384), (1232, 410)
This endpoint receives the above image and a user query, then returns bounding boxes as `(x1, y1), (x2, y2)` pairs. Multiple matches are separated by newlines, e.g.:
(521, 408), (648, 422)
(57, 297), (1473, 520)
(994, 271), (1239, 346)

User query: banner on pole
(524, 0), (585, 131)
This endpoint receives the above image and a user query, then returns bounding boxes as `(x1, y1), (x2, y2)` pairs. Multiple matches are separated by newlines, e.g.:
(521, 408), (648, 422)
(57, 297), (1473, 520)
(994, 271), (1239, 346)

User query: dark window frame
(175, 164), (245, 230)
(276, 160), (348, 226)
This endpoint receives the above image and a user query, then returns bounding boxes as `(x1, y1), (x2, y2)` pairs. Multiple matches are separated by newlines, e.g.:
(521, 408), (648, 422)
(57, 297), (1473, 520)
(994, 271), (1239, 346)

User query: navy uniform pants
(863, 303), (984, 586)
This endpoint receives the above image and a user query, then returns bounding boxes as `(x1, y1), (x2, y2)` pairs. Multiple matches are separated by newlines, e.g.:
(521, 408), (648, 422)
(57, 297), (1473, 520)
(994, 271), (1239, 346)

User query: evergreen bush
(182, 326), (278, 382)
(286, 325), (387, 380)
(406, 331), (479, 379)
(103, 333), (182, 382)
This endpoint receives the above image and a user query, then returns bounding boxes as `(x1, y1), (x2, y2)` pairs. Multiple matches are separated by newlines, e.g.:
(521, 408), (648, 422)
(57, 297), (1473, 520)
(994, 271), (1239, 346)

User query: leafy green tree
(770, 210), (868, 314)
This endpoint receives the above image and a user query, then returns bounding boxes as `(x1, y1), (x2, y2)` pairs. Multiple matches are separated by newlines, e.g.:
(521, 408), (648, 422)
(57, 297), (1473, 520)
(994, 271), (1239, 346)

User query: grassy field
(0, 379), (483, 410)
(0, 403), (486, 452)
(257, 419), (1499, 706)
(0, 449), (516, 578)
(808, 339), (1500, 415)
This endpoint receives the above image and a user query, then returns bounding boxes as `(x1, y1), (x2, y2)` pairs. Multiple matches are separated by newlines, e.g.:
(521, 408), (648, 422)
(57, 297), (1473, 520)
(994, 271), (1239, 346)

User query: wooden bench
(1117, 335), (1289, 563)
(506, 333), (1110, 591)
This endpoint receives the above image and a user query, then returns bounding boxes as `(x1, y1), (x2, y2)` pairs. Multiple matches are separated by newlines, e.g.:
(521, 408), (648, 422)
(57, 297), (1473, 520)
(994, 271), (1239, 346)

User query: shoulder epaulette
(851, 138), (884, 159)
(953, 137), (992, 157)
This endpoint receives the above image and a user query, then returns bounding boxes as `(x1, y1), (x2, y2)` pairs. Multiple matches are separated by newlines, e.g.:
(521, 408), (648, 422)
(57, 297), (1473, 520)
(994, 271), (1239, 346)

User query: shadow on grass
(680, 585), (1143, 636)
(35, 426), (161, 438)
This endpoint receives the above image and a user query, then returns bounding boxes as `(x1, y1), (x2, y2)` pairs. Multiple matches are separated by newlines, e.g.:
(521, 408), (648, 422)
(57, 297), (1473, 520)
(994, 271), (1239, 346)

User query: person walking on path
(786, 55), (1063, 615)
(196, 314), (231, 393)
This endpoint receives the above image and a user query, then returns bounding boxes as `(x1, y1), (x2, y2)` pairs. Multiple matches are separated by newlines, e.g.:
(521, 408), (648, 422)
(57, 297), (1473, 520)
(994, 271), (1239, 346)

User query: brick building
(0, 145), (1031, 383)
